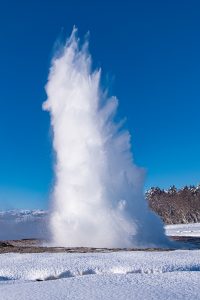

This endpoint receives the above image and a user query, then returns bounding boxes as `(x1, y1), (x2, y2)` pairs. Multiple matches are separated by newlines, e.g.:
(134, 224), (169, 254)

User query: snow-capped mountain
(0, 210), (48, 240)
(0, 209), (47, 221)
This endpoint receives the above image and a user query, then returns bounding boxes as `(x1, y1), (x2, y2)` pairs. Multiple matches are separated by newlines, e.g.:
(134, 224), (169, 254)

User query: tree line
(146, 184), (200, 224)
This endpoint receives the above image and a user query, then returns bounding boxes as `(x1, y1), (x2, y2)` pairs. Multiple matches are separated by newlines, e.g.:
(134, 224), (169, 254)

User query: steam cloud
(43, 28), (169, 248)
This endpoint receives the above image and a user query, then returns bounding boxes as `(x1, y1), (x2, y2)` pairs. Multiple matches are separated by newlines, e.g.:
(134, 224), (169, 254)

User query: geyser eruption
(43, 28), (169, 248)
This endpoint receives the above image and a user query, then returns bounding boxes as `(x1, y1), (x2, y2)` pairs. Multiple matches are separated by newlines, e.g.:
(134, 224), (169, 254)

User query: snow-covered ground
(0, 250), (200, 299)
(1, 210), (200, 299)
(165, 223), (200, 237)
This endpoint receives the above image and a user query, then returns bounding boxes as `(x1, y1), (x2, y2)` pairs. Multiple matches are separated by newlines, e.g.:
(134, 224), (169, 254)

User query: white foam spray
(43, 28), (169, 248)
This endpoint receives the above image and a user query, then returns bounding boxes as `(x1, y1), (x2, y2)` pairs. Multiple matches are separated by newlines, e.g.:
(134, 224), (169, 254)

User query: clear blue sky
(0, 0), (200, 209)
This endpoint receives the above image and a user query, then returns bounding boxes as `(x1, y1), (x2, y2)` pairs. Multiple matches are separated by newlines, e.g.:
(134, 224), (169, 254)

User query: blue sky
(0, 0), (200, 209)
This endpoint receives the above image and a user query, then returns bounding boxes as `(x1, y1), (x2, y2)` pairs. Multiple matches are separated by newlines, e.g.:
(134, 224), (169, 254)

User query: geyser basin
(43, 27), (169, 248)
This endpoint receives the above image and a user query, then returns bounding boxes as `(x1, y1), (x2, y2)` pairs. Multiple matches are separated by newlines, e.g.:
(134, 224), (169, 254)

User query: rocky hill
(146, 184), (200, 224)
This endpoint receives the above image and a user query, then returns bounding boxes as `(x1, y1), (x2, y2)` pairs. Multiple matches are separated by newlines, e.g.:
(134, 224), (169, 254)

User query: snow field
(165, 223), (200, 237)
(0, 250), (200, 299)
(0, 250), (200, 281)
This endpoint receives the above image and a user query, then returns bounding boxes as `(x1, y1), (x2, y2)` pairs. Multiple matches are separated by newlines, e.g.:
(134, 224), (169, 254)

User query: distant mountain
(0, 209), (47, 221)
(0, 209), (48, 240)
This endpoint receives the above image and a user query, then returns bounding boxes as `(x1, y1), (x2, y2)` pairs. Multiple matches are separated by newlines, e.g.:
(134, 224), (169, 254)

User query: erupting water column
(43, 28), (169, 248)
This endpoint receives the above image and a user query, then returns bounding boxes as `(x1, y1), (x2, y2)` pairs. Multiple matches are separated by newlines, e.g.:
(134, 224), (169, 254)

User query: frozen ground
(0, 250), (200, 299)
(1, 214), (200, 299)
(165, 223), (200, 237)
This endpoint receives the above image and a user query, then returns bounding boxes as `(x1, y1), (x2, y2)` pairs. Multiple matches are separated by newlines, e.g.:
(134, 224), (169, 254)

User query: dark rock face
(146, 184), (200, 224)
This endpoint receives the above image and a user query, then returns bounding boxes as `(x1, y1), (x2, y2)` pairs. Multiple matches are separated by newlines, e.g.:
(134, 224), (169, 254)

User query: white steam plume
(43, 28), (169, 248)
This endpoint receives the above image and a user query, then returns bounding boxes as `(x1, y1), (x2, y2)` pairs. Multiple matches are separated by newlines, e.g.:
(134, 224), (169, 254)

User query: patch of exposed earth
(0, 236), (200, 253)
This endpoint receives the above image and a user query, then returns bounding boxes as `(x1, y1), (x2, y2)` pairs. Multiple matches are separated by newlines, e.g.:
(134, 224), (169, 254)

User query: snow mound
(0, 251), (200, 300)
(0, 250), (200, 282)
